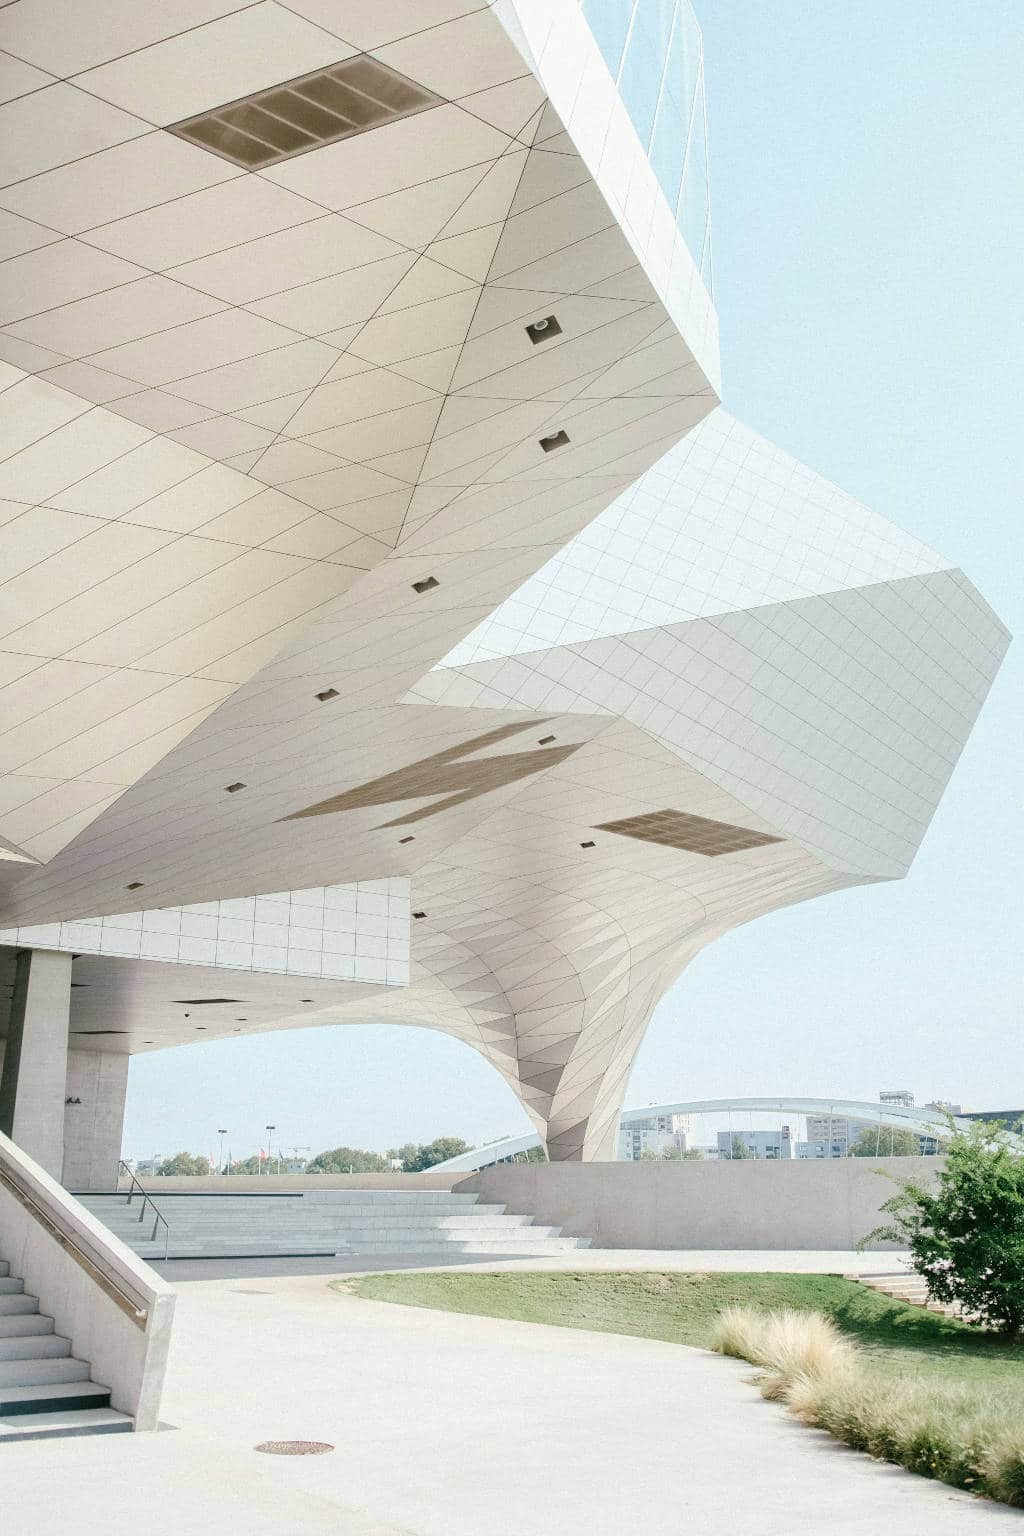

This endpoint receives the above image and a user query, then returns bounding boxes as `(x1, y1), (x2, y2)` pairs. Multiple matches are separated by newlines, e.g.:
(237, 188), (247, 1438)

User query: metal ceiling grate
(169, 55), (442, 170)
(594, 809), (783, 857)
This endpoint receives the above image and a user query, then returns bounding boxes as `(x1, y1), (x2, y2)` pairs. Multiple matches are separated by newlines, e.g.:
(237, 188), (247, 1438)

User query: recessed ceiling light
(224, 781), (246, 793)
(126, 881), (144, 890)
(169, 56), (441, 171)
(526, 315), (562, 345)
(411, 576), (439, 593)
(399, 835), (414, 844)
(538, 735), (556, 744)
(580, 840), (596, 848)
(413, 911), (427, 919)
(236, 1017), (248, 1022)
(301, 999), (313, 1003)
(315, 688), (339, 702)
(539, 430), (570, 453)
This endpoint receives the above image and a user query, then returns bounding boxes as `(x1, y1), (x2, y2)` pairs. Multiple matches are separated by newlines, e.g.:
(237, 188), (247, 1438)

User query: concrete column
(62, 1050), (130, 1192)
(0, 948), (73, 1178)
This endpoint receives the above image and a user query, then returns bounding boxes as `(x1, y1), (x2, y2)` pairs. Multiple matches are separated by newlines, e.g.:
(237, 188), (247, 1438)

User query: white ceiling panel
(72, 4), (355, 125)
(0, 84), (148, 187)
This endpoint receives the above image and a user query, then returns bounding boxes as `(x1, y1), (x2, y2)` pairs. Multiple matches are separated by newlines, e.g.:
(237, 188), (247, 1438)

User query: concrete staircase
(79, 1190), (590, 1261)
(847, 1271), (967, 1320)
(0, 1258), (131, 1440)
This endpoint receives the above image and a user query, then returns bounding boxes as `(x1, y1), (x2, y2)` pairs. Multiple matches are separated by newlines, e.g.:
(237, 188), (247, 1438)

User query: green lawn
(341, 1270), (1024, 1391)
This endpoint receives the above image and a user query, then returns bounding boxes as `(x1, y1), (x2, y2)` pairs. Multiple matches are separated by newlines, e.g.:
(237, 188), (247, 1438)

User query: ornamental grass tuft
(711, 1306), (1024, 1508)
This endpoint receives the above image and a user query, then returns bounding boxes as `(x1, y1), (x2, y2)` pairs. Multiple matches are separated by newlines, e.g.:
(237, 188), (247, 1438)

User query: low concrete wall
(456, 1158), (942, 1250)
(0, 1130), (175, 1429)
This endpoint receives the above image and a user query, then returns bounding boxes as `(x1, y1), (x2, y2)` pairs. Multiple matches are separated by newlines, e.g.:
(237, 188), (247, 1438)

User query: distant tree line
(147, 1136), (476, 1177)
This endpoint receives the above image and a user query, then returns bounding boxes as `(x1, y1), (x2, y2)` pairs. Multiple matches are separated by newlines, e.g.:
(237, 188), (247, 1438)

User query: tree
(662, 1145), (702, 1160)
(849, 1126), (925, 1157)
(306, 1146), (389, 1174)
(224, 1154), (265, 1175)
(155, 1151), (210, 1176)
(727, 1137), (753, 1160)
(389, 1137), (472, 1172)
(866, 1120), (1024, 1336)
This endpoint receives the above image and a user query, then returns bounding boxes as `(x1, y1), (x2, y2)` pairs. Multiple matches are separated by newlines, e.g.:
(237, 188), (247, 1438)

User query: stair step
(0, 1356), (90, 1387)
(0, 1294), (39, 1316)
(0, 1261), (9, 1278)
(0, 1380), (110, 1416)
(0, 1407), (132, 1441)
(0, 1277), (23, 1294)
(0, 1313), (55, 1339)
(0, 1334), (71, 1362)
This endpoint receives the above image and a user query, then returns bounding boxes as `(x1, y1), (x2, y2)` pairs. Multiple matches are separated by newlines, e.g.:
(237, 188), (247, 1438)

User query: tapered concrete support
(62, 1050), (130, 1192)
(0, 948), (72, 1178)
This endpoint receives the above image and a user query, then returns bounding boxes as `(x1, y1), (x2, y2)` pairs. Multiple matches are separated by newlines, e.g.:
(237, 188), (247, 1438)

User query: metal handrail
(117, 1161), (170, 1260)
(0, 1156), (148, 1328)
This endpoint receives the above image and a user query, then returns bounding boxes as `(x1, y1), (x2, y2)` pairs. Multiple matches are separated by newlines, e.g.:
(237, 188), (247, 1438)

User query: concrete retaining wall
(456, 1158), (943, 1250)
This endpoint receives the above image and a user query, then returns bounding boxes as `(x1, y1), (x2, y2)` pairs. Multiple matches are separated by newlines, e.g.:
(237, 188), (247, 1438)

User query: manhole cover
(254, 1440), (334, 1456)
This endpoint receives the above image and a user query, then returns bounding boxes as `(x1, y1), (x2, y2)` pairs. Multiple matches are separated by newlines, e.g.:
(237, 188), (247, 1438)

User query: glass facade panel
(580, 0), (712, 294)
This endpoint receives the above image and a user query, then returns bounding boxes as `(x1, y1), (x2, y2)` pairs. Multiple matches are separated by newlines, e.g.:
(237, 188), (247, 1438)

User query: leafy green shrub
(866, 1120), (1024, 1336)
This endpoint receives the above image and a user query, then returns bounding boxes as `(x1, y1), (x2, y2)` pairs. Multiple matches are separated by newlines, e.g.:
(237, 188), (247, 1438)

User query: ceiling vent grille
(169, 55), (442, 170)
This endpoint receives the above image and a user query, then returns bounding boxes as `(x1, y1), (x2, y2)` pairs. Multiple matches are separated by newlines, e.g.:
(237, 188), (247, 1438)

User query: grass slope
(344, 1270), (1024, 1391)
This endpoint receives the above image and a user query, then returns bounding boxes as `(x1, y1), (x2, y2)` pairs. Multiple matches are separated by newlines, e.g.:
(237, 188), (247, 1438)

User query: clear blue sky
(124, 1), (1022, 1161)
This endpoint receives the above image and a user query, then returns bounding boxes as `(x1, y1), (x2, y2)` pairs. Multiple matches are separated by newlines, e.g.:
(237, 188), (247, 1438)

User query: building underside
(0, 1), (1008, 1184)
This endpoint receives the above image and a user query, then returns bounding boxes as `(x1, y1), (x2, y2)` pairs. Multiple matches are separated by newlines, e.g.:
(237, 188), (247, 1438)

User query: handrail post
(117, 1160), (170, 1257)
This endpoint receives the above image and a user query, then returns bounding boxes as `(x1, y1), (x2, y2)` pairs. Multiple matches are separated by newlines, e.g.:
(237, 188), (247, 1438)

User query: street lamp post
(265, 1124), (276, 1177)
(217, 1128), (227, 1175)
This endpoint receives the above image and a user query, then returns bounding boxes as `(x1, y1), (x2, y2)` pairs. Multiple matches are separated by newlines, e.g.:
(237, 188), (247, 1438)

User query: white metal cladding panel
(0, 877), (411, 984)
(440, 409), (950, 667)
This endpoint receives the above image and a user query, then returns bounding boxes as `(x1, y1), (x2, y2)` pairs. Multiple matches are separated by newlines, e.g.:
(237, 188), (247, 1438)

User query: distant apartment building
(802, 1113), (876, 1152)
(717, 1127), (793, 1160)
(879, 1090), (915, 1108)
(795, 1137), (848, 1160)
(619, 1113), (689, 1160)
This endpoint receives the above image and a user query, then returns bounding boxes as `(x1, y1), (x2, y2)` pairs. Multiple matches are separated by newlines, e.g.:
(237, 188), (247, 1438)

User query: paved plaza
(3, 1259), (1017, 1536)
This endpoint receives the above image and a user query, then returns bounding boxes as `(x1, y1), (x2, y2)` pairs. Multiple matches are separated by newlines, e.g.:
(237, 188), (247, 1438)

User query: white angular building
(0, 0), (1008, 1183)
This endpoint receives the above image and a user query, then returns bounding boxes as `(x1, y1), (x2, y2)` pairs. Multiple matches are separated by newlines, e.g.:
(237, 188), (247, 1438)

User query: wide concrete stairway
(0, 1257), (131, 1440)
(848, 1271), (966, 1319)
(80, 1190), (589, 1261)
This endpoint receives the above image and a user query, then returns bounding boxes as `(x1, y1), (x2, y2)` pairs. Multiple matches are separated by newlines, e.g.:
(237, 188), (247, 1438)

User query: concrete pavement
(152, 1247), (913, 1282)
(1, 1265), (1016, 1536)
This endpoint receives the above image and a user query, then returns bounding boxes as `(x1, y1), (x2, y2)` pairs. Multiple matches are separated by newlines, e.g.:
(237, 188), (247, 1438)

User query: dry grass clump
(710, 1306), (1024, 1507)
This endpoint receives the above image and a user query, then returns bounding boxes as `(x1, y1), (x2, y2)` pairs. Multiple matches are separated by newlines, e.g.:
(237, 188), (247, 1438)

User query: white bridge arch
(431, 1096), (967, 1172)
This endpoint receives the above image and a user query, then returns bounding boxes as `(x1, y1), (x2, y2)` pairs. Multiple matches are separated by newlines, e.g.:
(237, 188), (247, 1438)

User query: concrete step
(0, 1380), (110, 1416)
(0, 1333), (71, 1362)
(280, 1225), (567, 1242)
(0, 1260), (8, 1278)
(0, 1407), (132, 1441)
(0, 1277), (25, 1294)
(0, 1356), (91, 1387)
(340, 1238), (590, 1254)
(0, 1313), (54, 1339)
(0, 1294), (39, 1316)
(108, 1221), (546, 1241)
(84, 1205), (510, 1224)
